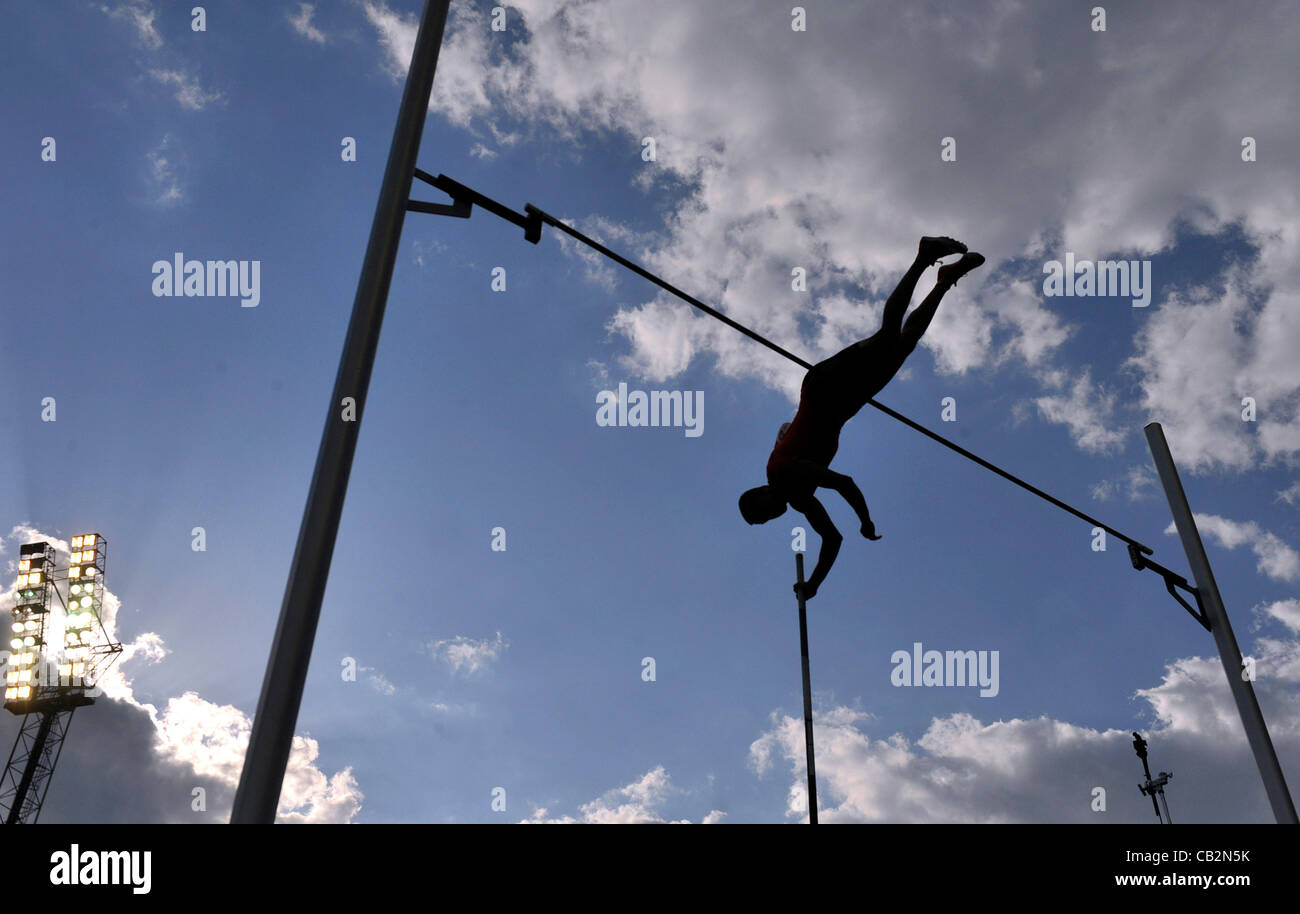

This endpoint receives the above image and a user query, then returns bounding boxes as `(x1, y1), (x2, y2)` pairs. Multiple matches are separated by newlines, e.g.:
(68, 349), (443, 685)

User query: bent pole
(795, 553), (819, 824)
(230, 0), (453, 824)
(1144, 422), (1298, 824)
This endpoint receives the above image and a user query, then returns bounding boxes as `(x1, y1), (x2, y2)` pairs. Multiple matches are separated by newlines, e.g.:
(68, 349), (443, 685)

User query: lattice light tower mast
(1, 535), (122, 824)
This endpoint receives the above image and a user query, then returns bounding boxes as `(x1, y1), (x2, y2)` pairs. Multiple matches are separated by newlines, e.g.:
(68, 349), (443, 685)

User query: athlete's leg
(881, 236), (968, 335)
(901, 252), (986, 349)
(806, 241), (975, 419)
(817, 236), (965, 377)
(880, 260), (928, 336)
(900, 284), (948, 350)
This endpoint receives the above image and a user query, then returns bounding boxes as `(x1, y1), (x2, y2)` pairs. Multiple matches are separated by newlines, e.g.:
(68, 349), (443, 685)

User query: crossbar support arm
(412, 170), (541, 243)
(1127, 543), (1210, 631)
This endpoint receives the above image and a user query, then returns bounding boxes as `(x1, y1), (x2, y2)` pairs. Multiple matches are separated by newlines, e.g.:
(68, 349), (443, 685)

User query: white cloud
(101, 1), (163, 49)
(288, 2), (327, 44)
(751, 620), (1300, 823)
(1124, 464), (1158, 501)
(1278, 482), (1300, 506)
(990, 279), (1075, 370)
(521, 766), (723, 823)
(552, 213), (654, 294)
(1125, 276), (1266, 473)
(1255, 599), (1300, 636)
(1164, 514), (1300, 583)
(361, 0), (1300, 470)
(751, 706), (1123, 823)
(1092, 464), (1157, 503)
(145, 135), (183, 205)
(1090, 478), (1117, 502)
(149, 68), (223, 111)
(411, 237), (448, 269)
(1, 526), (361, 823)
(362, 1), (420, 80)
(1031, 369), (1126, 454)
(428, 630), (507, 674)
(358, 665), (395, 696)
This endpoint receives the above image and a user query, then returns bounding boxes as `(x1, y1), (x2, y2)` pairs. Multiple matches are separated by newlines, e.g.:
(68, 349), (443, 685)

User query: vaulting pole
(794, 553), (819, 824)
(1144, 422), (1297, 824)
(231, 0), (452, 824)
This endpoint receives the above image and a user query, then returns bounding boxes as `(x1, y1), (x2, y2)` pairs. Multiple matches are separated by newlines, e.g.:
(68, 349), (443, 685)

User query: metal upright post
(794, 553), (819, 824)
(1144, 422), (1297, 823)
(231, 0), (453, 824)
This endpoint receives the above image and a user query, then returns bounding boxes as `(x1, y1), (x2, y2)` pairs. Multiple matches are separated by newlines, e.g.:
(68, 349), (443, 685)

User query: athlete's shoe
(937, 252), (985, 286)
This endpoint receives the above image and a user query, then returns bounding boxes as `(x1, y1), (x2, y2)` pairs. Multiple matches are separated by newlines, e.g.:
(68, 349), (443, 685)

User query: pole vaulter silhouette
(740, 237), (985, 599)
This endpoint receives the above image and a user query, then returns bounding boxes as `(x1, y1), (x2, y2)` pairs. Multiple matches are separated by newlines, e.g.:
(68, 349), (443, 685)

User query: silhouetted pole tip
(794, 552), (817, 824)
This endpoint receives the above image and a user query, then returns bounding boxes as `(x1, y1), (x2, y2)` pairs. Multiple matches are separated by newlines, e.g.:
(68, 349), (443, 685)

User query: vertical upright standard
(1144, 422), (1297, 823)
(794, 553), (819, 824)
(230, 0), (453, 823)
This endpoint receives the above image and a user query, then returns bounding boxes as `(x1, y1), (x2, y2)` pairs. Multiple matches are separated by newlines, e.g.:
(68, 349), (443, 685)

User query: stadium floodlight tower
(0, 535), (122, 824)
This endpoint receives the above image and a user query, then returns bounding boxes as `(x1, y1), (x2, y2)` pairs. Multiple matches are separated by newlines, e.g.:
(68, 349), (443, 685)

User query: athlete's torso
(766, 383), (841, 472)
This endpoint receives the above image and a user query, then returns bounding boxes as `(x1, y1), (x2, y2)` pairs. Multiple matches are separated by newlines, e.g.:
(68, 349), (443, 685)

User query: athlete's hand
(795, 580), (818, 601)
(861, 521), (882, 540)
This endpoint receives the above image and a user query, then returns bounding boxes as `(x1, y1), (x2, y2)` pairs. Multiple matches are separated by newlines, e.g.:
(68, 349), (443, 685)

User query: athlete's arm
(788, 461), (881, 540)
(828, 472), (881, 539)
(790, 494), (841, 600)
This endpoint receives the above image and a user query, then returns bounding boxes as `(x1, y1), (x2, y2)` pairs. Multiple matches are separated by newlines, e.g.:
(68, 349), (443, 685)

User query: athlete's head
(739, 486), (787, 524)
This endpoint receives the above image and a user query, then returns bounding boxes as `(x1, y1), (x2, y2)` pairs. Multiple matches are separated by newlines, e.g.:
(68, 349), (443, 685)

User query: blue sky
(2, 0), (1299, 823)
